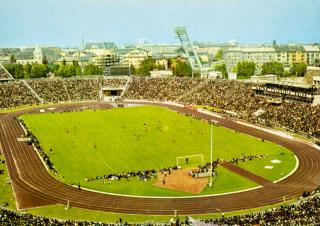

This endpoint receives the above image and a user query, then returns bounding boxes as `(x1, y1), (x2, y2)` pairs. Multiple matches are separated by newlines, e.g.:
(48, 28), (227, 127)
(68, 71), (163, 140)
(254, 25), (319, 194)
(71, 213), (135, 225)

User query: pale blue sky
(0, 0), (319, 47)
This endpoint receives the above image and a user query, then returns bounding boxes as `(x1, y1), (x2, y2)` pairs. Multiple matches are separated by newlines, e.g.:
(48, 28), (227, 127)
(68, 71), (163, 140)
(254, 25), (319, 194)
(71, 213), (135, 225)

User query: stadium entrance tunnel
(102, 88), (123, 101)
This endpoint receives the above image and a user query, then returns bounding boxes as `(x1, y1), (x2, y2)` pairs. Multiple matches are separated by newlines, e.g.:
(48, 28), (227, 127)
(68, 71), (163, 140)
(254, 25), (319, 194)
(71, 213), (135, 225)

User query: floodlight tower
(174, 27), (206, 78)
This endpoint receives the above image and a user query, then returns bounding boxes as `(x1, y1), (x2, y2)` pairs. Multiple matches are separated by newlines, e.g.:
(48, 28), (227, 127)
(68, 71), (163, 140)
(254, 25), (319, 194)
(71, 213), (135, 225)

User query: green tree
(42, 55), (48, 64)
(156, 64), (165, 70)
(214, 63), (228, 78)
(129, 64), (136, 75)
(24, 63), (32, 78)
(261, 62), (284, 76)
(52, 64), (60, 75)
(56, 65), (66, 77)
(72, 60), (79, 66)
(290, 62), (307, 77)
(64, 65), (76, 77)
(83, 64), (103, 75)
(173, 60), (192, 77)
(136, 58), (156, 76)
(236, 61), (255, 79)
(9, 54), (16, 63)
(30, 64), (47, 78)
(76, 66), (82, 76)
(282, 71), (291, 77)
(4, 63), (24, 79)
(215, 49), (223, 61)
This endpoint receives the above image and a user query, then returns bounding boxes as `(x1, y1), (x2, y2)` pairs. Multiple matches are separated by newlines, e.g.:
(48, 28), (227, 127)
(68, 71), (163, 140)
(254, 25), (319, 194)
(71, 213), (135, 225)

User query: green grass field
(20, 106), (296, 196)
(0, 154), (16, 209)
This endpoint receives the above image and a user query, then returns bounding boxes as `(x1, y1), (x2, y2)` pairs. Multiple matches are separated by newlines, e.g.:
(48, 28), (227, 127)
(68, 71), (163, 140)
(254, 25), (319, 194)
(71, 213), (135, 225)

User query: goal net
(176, 154), (204, 167)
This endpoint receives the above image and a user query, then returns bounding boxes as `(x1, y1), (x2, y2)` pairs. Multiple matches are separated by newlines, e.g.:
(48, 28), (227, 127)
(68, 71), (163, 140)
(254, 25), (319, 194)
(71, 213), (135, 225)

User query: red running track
(0, 101), (320, 215)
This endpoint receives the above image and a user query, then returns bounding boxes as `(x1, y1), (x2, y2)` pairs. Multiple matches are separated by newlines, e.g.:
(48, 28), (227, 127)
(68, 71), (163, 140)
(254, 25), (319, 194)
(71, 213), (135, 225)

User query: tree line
(235, 61), (308, 79)
(5, 56), (309, 80)
(131, 57), (192, 77)
(4, 60), (103, 79)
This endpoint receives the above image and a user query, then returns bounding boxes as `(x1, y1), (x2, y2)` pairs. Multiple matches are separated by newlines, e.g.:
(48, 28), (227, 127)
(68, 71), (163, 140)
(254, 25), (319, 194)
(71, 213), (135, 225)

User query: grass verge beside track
(26, 198), (298, 223)
(0, 154), (16, 209)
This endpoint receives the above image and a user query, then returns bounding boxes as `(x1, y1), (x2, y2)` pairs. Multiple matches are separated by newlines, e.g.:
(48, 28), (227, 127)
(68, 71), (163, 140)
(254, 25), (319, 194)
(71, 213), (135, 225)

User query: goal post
(176, 154), (204, 167)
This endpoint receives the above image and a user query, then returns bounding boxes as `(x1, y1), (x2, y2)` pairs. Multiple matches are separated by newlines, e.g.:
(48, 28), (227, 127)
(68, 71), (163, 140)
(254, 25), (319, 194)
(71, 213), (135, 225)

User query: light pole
(209, 120), (213, 187)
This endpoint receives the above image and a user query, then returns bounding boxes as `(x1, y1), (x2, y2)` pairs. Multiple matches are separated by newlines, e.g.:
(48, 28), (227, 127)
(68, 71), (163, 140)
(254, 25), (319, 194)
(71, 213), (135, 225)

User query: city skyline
(0, 0), (320, 47)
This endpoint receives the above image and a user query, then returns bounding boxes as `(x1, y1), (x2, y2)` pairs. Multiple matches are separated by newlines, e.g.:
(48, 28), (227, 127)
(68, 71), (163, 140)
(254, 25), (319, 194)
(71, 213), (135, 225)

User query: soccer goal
(176, 154), (204, 167)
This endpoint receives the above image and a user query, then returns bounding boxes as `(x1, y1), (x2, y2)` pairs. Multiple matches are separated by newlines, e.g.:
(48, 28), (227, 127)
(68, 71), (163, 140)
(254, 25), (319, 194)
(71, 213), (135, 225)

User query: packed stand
(0, 207), (170, 226)
(157, 77), (203, 101)
(103, 77), (128, 88)
(198, 187), (320, 225)
(124, 77), (320, 138)
(0, 76), (319, 139)
(64, 77), (101, 101)
(27, 78), (69, 103)
(0, 81), (39, 109)
(124, 77), (172, 100)
(255, 103), (320, 138)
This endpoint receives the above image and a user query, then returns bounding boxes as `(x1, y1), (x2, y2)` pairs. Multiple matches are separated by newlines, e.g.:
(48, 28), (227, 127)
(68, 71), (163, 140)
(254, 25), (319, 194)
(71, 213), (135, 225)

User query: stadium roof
(85, 42), (117, 50)
(265, 80), (316, 89)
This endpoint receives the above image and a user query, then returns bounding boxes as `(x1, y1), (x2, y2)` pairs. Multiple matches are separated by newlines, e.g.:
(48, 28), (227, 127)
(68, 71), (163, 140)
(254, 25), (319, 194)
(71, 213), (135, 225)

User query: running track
(0, 101), (320, 215)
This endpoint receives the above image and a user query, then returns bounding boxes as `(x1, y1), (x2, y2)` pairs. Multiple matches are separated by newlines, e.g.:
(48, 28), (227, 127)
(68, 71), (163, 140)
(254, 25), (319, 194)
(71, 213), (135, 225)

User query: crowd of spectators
(85, 169), (158, 182)
(198, 187), (320, 225)
(85, 166), (183, 183)
(157, 78), (202, 102)
(124, 77), (173, 100)
(0, 81), (39, 109)
(64, 77), (101, 101)
(103, 77), (128, 88)
(189, 154), (267, 178)
(0, 76), (319, 138)
(18, 118), (58, 175)
(0, 207), (166, 226)
(27, 78), (69, 103)
(256, 103), (320, 138)
(0, 64), (12, 80)
(124, 77), (320, 139)
(27, 77), (101, 103)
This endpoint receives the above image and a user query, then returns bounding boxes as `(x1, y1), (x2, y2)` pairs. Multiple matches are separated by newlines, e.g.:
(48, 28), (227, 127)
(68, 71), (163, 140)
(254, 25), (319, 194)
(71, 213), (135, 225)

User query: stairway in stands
(21, 80), (44, 104)
(175, 79), (210, 103)
(120, 76), (132, 98)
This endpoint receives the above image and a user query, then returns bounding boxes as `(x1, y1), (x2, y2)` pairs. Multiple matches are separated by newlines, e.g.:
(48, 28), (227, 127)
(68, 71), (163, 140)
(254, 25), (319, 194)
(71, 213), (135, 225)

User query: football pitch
(20, 105), (296, 196)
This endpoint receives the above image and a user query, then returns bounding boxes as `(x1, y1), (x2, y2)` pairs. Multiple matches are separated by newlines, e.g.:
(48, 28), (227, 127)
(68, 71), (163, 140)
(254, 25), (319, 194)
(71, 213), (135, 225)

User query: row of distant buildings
(1, 41), (320, 75)
(224, 43), (320, 72)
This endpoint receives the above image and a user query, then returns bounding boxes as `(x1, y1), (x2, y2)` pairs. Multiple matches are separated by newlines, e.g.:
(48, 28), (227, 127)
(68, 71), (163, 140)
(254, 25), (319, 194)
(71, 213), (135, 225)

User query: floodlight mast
(174, 27), (206, 78)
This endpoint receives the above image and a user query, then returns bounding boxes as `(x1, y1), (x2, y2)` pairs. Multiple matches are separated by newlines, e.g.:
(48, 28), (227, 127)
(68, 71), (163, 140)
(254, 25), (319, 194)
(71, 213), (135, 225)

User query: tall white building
(224, 45), (277, 72)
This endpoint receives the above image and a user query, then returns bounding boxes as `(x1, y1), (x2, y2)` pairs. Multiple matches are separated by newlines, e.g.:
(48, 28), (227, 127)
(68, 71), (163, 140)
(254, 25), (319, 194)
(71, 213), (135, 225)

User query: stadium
(1, 60), (320, 225)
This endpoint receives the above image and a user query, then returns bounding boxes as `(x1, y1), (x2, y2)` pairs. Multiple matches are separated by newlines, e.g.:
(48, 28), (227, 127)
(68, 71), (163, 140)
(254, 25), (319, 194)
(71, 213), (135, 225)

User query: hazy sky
(0, 0), (319, 47)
